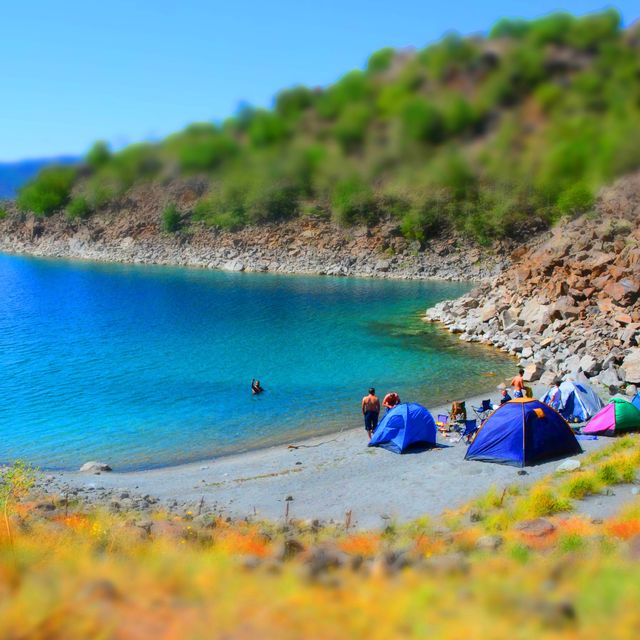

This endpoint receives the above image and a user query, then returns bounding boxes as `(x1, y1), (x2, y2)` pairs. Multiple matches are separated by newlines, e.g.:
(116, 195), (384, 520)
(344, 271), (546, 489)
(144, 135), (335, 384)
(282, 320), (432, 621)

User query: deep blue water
(0, 254), (513, 470)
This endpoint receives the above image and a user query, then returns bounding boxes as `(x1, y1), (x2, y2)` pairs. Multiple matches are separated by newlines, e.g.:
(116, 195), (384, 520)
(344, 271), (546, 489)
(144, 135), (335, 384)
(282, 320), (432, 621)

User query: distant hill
(11, 9), (640, 244)
(0, 156), (78, 199)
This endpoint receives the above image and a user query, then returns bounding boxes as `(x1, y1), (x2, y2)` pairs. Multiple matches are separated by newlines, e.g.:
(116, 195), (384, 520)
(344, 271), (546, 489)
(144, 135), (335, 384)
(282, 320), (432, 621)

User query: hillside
(427, 170), (640, 393)
(7, 9), (640, 246)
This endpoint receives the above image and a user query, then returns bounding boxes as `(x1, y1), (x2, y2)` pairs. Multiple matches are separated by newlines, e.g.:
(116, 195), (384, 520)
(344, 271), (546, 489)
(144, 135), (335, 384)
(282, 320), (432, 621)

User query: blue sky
(1, 1), (637, 161)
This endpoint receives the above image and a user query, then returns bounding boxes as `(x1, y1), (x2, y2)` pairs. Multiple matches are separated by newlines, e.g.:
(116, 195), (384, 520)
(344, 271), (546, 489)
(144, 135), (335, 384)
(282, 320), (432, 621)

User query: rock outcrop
(426, 172), (640, 393)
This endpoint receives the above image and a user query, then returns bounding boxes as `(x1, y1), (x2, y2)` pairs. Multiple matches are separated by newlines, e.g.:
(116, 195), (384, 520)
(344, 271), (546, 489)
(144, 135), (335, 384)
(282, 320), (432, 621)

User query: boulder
(515, 518), (556, 537)
(79, 461), (112, 473)
(523, 363), (544, 382)
(222, 259), (245, 272)
(374, 259), (391, 272)
(599, 365), (622, 387)
(604, 278), (640, 305)
(539, 370), (560, 386)
(556, 459), (581, 473)
(480, 302), (497, 322)
(579, 354), (599, 375)
(621, 349), (640, 384)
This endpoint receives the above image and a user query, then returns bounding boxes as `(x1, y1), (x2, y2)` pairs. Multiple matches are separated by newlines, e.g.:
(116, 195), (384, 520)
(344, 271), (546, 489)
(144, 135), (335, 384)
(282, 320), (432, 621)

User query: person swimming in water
(251, 379), (264, 395)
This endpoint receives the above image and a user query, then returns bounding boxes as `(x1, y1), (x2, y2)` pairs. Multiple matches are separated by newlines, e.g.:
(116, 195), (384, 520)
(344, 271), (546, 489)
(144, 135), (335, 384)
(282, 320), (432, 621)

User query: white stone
(556, 459), (581, 473)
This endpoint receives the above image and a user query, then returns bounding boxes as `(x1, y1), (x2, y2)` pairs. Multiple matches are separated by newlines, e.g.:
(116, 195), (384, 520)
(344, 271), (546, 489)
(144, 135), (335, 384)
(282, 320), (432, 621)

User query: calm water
(0, 254), (513, 470)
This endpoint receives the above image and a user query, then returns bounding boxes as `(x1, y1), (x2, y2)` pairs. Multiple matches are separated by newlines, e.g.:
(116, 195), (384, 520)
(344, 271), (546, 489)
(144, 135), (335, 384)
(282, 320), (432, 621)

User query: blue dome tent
(368, 403), (437, 454)
(632, 393), (640, 411)
(465, 398), (581, 467)
(540, 380), (603, 422)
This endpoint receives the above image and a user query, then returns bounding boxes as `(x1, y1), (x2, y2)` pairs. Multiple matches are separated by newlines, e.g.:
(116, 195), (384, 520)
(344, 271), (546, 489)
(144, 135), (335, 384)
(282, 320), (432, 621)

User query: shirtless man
(361, 388), (380, 439)
(382, 391), (401, 412)
(511, 369), (525, 398)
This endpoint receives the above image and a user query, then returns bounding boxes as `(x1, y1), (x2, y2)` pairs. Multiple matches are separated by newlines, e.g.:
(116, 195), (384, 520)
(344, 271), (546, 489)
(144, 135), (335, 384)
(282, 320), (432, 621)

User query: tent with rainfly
(583, 397), (640, 435)
(540, 380), (603, 422)
(368, 403), (437, 453)
(632, 393), (640, 411)
(465, 398), (581, 467)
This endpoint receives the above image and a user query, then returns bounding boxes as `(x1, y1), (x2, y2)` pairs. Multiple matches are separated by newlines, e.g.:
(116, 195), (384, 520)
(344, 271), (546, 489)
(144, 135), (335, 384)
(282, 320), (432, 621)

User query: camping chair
(436, 413), (450, 433)
(452, 419), (478, 444)
(472, 399), (492, 421)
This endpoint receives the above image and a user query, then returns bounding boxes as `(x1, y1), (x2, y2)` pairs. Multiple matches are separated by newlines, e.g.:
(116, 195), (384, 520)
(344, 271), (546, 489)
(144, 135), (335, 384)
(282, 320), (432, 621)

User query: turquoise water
(0, 254), (513, 470)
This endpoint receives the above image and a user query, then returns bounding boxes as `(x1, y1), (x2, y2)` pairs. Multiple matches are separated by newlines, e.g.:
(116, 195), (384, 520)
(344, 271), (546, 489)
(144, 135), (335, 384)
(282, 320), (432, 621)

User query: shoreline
(32, 383), (611, 530)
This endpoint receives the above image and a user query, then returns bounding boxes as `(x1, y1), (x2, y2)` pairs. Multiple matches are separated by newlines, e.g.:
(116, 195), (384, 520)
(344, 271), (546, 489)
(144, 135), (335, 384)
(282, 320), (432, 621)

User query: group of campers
(360, 368), (534, 440)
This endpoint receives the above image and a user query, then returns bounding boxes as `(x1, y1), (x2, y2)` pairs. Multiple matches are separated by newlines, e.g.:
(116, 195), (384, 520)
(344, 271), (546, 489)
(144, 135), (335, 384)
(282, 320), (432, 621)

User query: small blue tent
(368, 403), (437, 454)
(465, 398), (581, 467)
(540, 380), (603, 423)
(632, 393), (640, 411)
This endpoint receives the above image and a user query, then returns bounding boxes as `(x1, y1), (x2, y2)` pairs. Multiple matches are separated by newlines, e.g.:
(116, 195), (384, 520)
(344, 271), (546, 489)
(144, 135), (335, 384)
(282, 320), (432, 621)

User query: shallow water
(0, 254), (513, 470)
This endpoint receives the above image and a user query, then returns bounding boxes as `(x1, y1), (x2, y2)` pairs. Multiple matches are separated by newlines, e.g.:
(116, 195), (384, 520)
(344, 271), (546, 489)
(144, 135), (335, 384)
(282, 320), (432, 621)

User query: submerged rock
(79, 461), (112, 473)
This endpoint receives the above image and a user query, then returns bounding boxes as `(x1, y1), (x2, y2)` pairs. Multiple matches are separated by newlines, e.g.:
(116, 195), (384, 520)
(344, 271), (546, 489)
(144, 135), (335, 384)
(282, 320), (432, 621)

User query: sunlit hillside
(14, 9), (640, 243)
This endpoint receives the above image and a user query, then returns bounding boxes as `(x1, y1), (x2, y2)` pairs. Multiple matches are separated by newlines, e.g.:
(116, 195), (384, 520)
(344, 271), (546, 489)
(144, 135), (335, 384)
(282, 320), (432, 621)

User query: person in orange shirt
(511, 369), (525, 398)
(361, 388), (380, 439)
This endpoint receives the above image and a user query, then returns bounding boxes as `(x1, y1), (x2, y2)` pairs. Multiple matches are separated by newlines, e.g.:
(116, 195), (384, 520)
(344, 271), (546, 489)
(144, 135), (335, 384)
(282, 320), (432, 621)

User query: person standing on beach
(511, 369), (525, 398)
(362, 388), (380, 439)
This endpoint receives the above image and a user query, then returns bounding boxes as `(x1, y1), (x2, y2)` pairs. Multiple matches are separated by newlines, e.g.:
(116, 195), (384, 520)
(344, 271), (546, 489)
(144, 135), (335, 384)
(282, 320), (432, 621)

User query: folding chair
(453, 419), (478, 444)
(472, 399), (492, 422)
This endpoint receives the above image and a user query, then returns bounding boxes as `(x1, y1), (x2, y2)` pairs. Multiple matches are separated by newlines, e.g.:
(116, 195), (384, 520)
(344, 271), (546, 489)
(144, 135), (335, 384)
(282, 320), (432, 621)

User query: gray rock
(579, 354), (599, 375)
(79, 461), (112, 473)
(523, 363), (544, 382)
(476, 535), (504, 551)
(222, 259), (245, 272)
(621, 348), (640, 384)
(556, 459), (581, 472)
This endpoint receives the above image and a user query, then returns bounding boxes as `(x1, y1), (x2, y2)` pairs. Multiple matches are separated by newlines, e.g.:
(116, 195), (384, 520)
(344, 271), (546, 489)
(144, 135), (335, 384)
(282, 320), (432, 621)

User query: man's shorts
(364, 411), (379, 432)
(514, 390), (524, 398)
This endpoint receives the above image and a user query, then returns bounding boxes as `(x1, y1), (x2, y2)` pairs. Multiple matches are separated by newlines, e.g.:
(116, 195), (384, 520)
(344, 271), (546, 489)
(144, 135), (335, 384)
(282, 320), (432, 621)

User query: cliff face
(427, 171), (640, 391)
(0, 181), (510, 281)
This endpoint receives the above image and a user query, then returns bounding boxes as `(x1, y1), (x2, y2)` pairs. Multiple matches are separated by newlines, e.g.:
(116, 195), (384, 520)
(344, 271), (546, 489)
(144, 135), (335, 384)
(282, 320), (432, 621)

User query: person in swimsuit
(361, 388), (380, 439)
(382, 392), (401, 412)
(511, 369), (525, 398)
(251, 379), (264, 395)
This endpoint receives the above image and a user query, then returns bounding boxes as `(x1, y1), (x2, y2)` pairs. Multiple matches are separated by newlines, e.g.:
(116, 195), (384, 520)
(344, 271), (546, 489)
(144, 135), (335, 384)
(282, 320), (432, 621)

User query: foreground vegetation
(14, 9), (640, 244)
(2, 435), (640, 639)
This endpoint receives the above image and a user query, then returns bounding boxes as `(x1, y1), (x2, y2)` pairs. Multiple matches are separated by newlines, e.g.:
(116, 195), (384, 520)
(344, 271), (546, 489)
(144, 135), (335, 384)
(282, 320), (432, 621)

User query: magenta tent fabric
(583, 404), (615, 435)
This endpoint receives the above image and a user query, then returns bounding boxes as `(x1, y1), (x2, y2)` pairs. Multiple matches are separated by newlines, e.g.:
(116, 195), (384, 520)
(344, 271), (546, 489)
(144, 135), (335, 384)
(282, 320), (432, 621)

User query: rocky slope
(426, 172), (640, 393)
(0, 181), (509, 281)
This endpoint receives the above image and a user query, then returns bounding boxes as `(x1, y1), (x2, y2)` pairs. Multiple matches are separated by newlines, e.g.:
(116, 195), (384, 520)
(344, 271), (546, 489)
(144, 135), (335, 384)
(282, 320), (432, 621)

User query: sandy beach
(39, 384), (610, 529)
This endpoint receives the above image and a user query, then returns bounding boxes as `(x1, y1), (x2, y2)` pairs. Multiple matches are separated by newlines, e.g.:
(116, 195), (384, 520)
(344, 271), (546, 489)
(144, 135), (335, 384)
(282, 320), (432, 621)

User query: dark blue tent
(465, 398), (581, 467)
(368, 403), (437, 454)
(633, 393), (640, 411)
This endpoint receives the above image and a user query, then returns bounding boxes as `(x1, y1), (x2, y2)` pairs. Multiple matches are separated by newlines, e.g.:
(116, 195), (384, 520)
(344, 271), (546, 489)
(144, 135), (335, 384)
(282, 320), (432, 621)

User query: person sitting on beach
(500, 389), (512, 405)
(510, 369), (525, 398)
(450, 400), (466, 423)
(361, 388), (380, 440)
(382, 391), (401, 412)
(251, 378), (264, 395)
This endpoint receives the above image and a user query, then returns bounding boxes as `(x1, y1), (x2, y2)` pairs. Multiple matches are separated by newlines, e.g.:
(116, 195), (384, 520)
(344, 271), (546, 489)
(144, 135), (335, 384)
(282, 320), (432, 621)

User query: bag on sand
(524, 386), (533, 398)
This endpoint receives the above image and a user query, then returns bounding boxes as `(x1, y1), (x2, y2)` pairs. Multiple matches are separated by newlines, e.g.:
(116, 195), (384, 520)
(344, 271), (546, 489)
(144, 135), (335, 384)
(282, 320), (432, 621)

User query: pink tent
(583, 398), (640, 435)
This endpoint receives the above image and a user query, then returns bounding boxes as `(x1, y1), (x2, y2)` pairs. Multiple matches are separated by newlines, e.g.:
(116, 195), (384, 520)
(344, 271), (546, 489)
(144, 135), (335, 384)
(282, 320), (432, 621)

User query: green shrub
(274, 86), (313, 120)
(334, 104), (373, 152)
(331, 178), (378, 226)
(0, 205), (7, 219)
(162, 204), (181, 232)
(367, 47), (394, 74)
(178, 135), (238, 173)
(400, 99), (444, 144)
(86, 141), (111, 169)
(248, 110), (289, 147)
(66, 197), (91, 220)
(17, 166), (76, 216)
(556, 184), (594, 217)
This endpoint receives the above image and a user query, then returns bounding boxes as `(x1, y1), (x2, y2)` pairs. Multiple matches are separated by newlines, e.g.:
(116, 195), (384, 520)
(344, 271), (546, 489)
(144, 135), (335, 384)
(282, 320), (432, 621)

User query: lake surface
(0, 254), (513, 470)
